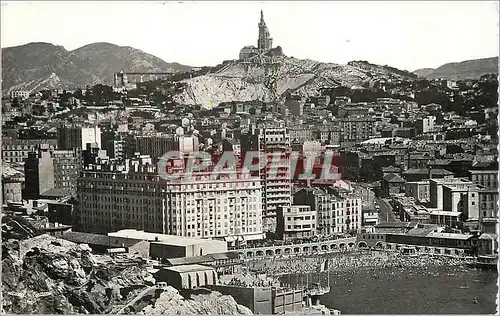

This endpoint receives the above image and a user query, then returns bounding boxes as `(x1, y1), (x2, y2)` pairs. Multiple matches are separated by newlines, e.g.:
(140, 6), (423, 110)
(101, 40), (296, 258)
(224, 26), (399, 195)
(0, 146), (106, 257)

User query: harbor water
(323, 265), (497, 314)
(270, 251), (498, 314)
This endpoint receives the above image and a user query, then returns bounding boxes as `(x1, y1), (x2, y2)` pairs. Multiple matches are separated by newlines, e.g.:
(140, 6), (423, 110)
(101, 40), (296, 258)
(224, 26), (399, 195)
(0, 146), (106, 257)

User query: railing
(303, 286), (331, 296)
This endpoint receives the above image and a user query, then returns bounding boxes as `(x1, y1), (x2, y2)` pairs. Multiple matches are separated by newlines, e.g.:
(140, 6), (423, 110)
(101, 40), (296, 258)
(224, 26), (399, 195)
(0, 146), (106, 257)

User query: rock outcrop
(2, 234), (253, 315)
(140, 287), (253, 315)
(2, 235), (154, 314)
(172, 56), (416, 109)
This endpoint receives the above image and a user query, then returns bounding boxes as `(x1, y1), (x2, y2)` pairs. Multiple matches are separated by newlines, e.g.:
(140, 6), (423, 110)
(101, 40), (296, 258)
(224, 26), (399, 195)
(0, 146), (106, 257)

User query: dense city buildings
(1, 7), (498, 315)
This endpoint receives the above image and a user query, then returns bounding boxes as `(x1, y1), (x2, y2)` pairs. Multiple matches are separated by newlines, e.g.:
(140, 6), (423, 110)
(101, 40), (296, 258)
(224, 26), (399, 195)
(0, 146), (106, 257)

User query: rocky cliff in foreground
(1, 234), (252, 315)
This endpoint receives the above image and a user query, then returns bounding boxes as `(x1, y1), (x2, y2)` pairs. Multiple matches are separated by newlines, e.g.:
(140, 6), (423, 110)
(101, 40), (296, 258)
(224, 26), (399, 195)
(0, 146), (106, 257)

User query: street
(376, 198), (400, 223)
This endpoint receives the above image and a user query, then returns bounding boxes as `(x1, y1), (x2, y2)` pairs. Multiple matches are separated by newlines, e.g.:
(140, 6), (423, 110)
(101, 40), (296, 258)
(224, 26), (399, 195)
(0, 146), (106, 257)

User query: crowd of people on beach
(245, 249), (469, 278)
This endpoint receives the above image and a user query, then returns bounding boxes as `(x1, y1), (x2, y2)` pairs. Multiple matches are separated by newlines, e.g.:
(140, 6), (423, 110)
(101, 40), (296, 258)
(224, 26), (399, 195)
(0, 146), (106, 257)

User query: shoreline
(244, 249), (476, 277)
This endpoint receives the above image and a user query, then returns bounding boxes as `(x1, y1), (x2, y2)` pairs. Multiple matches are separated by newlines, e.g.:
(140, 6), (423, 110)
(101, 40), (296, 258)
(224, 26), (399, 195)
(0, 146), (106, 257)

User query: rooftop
(383, 173), (406, 183)
(376, 222), (414, 228)
(403, 168), (454, 176)
(165, 252), (239, 266)
(163, 264), (215, 273)
(63, 231), (140, 247)
(109, 229), (225, 246)
(425, 232), (473, 240)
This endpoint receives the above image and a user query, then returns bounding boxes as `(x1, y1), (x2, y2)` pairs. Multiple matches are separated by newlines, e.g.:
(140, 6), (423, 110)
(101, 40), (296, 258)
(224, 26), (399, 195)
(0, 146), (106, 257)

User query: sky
(1, 1), (498, 71)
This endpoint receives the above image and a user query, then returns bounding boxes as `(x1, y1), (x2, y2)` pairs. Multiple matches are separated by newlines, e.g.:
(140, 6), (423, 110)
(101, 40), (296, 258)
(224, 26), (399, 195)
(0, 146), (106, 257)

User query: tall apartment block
(128, 133), (199, 162)
(58, 125), (102, 150)
(24, 150), (55, 199)
(241, 125), (292, 233)
(77, 156), (264, 240)
(51, 148), (82, 196)
(102, 129), (125, 160)
(24, 146), (82, 198)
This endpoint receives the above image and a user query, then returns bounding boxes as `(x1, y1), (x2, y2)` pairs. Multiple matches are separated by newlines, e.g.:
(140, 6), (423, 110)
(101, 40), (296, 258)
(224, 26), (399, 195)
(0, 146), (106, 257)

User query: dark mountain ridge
(413, 57), (498, 80)
(2, 42), (192, 93)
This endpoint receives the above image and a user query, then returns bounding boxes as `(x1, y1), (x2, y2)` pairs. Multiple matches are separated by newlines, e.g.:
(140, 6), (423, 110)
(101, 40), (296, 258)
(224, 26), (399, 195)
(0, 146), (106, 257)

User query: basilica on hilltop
(239, 10), (284, 60)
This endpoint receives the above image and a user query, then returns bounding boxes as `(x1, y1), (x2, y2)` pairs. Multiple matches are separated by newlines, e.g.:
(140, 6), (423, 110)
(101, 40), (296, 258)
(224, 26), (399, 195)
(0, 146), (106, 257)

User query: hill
(413, 57), (498, 79)
(1, 42), (192, 93)
(173, 57), (418, 108)
(413, 68), (435, 78)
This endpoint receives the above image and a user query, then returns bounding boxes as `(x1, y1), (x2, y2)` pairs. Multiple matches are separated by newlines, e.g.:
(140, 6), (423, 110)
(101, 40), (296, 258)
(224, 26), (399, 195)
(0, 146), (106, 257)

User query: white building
(77, 158), (264, 241)
(10, 90), (30, 100)
(276, 205), (316, 240)
(293, 187), (363, 235)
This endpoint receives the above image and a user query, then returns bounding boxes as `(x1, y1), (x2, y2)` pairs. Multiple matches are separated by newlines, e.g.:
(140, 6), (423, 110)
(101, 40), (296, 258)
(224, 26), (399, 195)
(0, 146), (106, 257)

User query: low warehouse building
(108, 229), (228, 259)
(155, 264), (218, 290)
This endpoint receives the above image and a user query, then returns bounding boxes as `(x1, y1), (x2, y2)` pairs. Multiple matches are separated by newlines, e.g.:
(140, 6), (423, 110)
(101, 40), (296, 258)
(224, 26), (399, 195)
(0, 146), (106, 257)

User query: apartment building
(478, 189), (498, 220)
(51, 148), (82, 196)
(276, 205), (316, 240)
(405, 181), (430, 204)
(132, 133), (199, 162)
(10, 90), (30, 100)
(442, 182), (481, 222)
(469, 161), (498, 190)
(293, 186), (363, 235)
(339, 116), (376, 143)
(2, 138), (57, 164)
(429, 177), (474, 209)
(289, 127), (314, 143)
(77, 157), (263, 240)
(101, 129), (126, 160)
(24, 147), (82, 198)
(24, 150), (55, 199)
(241, 125), (292, 232)
(58, 125), (102, 150)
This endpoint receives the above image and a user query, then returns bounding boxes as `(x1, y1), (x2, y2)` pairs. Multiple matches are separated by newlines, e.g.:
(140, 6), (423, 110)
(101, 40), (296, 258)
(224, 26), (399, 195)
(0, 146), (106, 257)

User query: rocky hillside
(2, 42), (191, 94)
(140, 287), (252, 315)
(173, 57), (417, 109)
(413, 57), (498, 80)
(413, 68), (435, 78)
(2, 233), (253, 314)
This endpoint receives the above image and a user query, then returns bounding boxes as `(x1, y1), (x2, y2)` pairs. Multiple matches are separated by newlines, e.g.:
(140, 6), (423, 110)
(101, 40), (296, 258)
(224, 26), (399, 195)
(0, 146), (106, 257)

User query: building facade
(24, 150), (55, 199)
(241, 126), (292, 232)
(276, 205), (316, 240)
(2, 138), (57, 164)
(10, 90), (30, 100)
(51, 148), (82, 196)
(77, 158), (263, 239)
(133, 134), (199, 162)
(58, 126), (102, 150)
(340, 116), (376, 143)
(293, 187), (363, 235)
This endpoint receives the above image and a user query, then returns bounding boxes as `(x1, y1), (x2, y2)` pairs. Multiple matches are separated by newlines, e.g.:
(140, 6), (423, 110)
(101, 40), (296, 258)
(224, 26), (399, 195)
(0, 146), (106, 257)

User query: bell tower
(257, 10), (273, 51)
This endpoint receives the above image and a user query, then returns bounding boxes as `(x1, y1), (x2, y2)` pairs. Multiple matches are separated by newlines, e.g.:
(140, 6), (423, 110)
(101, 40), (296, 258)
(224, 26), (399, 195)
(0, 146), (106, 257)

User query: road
(376, 198), (400, 223)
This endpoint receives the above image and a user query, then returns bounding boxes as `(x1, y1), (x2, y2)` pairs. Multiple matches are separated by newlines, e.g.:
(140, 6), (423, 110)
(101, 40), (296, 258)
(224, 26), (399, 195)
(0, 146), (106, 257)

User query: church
(239, 10), (284, 60)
